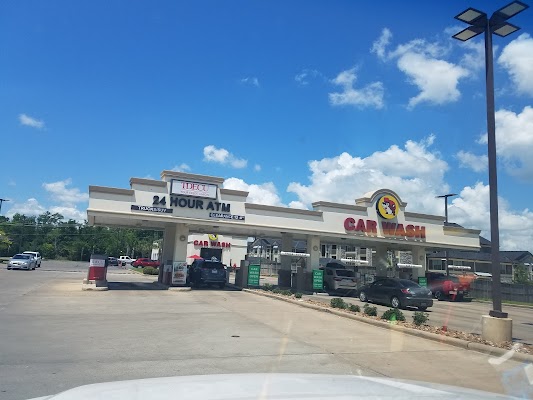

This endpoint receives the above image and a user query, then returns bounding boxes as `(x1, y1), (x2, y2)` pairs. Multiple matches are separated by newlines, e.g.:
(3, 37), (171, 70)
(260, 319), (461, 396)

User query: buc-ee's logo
(208, 234), (218, 241)
(376, 195), (399, 219)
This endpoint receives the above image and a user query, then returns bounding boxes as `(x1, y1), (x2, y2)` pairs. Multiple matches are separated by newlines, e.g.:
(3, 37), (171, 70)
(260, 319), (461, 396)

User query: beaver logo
(376, 195), (399, 219)
(208, 234), (218, 241)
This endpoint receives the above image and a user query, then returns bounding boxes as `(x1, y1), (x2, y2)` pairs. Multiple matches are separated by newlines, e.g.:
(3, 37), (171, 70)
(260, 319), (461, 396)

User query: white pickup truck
(23, 251), (42, 268)
(118, 256), (136, 266)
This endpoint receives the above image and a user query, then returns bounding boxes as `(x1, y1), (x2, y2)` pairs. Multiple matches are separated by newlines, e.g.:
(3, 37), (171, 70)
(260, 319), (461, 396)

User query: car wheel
(359, 291), (368, 302)
(7, 268), (10, 270)
(391, 296), (401, 308)
(218, 282), (225, 289)
(435, 290), (444, 301)
(418, 306), (428, 311)
(324, 282), (332, 295)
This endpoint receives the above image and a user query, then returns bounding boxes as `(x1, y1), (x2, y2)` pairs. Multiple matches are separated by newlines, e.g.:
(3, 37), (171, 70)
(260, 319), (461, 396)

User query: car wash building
(87, 170), (481, 288)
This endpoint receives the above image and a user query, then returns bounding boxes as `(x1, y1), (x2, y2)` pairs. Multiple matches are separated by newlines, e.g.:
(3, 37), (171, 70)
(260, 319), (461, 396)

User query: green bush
(348, 304), (361, 312)
(363, 304), (378, 316)
(295, 293), (303, 299)
(381, 308), (406, 322)
(272, 288), (282, 294)
(263, 283), (274, 291)
(330, 298), (347, 309)
(281, 290), (293, 296)
(142, 267), (159, 275)
(413, 311), (429, 326)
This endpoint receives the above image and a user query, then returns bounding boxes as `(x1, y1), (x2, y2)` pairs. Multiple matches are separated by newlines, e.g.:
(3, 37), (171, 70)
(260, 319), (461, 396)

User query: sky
(1, 1), (533, 252)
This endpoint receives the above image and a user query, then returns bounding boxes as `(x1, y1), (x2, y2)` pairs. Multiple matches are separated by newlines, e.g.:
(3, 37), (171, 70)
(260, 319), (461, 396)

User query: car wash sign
(344, 193), (426, 241)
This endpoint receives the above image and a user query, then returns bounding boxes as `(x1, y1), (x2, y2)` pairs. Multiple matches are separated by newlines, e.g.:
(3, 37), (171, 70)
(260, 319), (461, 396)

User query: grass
(473, 298), (533, 307)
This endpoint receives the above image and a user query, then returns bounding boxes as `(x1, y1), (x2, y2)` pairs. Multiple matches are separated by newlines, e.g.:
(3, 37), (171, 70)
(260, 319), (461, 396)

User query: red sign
(344, 218), (425, 239)
(193, 240), (231, 248)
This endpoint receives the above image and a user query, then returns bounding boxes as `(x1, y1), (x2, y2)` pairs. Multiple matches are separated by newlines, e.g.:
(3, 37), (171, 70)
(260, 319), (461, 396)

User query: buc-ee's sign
(171, 179), (217, 199)
(344, 217), (426, 239)
(193, 240), (231, 248)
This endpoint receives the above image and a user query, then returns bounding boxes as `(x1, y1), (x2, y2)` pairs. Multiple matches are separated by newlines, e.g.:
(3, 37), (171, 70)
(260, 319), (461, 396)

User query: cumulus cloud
(240, 77), (260, 87)
(5, 198), (46, 218)
(498, 34), (533, 96)
(254, 164), (261, 172)
(295, 69), (322, 86)
(287, 135), (449, 215)
(223, 178), (284, 206)
(203, 145), (247, 169)
(449, 183), (533, 252)
(171, 163), (191, 172)
(456, 150), (487, 172)
(19, 113), (44, 129)
(371, 29), (469, 108)
(328, 68), (384, 109)
(477, 106), (533, 181)
(42, 179), (89, 205)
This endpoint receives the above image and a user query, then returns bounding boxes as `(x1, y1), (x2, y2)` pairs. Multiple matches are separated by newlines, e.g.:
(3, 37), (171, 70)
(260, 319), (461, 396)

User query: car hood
(27, 373), (512, 400)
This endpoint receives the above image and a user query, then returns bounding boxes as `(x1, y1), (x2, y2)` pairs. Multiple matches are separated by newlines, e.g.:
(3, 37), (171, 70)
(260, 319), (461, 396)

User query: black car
(189, 259), (227, 289)
(358, 278), (433, 310)
(107, 256), (119, 266)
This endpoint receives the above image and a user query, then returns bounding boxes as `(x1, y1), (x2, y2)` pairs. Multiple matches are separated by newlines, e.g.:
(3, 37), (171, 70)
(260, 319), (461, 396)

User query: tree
(514, 264), (532, 285)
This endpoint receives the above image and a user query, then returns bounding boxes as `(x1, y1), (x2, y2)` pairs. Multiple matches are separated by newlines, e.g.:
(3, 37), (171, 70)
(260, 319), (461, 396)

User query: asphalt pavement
(1, 260), (532, 399)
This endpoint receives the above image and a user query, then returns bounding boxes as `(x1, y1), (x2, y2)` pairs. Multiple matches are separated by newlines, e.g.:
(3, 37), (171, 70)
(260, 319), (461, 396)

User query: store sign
(418, 277), (428, 287)
(376, 194), (400, 219)
(344, 218), (426, 239)
(131, 205), (173, 214)
(312, 269), (324, 290)
(193, 240), (231, 248)
(248, 264), (261, 286)
(153, 195), (231, 213)
(209, 212), (245, 221)
(171, 180), (217, 199)
(172, 261), (188, 285)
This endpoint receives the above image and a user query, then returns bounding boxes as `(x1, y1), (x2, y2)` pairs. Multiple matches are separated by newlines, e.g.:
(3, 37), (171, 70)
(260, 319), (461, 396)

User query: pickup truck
(426, 272), (470, 301)
(118, 256), (136, 266)
(22, 251), (42, 268)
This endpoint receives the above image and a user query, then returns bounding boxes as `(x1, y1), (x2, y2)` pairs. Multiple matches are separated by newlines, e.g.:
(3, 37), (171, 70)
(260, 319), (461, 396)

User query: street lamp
(452, 1), (529, 319)
(0, 198), (9, 215)
(436, 193), (457, 276)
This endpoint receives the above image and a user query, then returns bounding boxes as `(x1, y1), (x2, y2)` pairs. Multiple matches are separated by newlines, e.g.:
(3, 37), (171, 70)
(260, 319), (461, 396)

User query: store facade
(87, 170), (481, 285)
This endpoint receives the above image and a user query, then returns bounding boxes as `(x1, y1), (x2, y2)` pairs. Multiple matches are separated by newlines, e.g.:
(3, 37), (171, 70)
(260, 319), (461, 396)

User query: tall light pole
(437, 193), (457, 276)
(0, 198), (9, 215)
(452, 1), (529, 319)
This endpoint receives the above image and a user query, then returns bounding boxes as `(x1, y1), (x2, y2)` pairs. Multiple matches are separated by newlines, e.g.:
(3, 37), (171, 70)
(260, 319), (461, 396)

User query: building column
(411, 247), (426, 281)
(307, 235), (321, 271)
(374, 244), (389, 278)
(173, 224), (189, 262)
(278, 233), (293, 287)
(159, 224), (189, 284)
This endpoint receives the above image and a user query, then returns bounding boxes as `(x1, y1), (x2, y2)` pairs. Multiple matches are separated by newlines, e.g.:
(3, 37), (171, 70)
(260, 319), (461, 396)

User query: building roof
(500, 251), (533, 263)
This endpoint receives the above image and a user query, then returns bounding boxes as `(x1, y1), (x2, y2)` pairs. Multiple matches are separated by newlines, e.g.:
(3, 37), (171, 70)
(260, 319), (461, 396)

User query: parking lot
(1, 260), (532, 399)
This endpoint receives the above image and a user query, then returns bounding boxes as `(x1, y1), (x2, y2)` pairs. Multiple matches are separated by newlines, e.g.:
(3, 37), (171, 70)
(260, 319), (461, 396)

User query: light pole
(452, 1), (529, 319)
(436, 193), (457, 276)
(0, 198), (9, 215)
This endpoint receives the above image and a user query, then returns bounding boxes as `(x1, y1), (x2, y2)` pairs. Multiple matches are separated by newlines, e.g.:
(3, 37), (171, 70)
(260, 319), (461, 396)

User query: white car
(118, 256), (136, 266)
(22, 251), (42, 268)
(7, 254), (37, 270)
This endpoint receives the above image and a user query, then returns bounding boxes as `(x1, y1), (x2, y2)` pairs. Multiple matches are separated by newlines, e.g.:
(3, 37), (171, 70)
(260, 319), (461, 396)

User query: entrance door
(200, 248), (222, 262)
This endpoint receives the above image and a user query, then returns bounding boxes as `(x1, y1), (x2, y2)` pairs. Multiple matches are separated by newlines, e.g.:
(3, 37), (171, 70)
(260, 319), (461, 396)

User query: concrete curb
(168, 286), (192, 292)
(472, 299), (533, 310)
(244, 289), (533, 364)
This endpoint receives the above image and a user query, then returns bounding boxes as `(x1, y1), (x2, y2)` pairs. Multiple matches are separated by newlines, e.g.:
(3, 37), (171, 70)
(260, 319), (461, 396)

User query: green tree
(514, 264), (531, 284)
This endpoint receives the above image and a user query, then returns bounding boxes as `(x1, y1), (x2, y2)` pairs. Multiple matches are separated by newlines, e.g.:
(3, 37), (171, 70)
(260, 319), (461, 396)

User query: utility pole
(0, 198), (9, 215)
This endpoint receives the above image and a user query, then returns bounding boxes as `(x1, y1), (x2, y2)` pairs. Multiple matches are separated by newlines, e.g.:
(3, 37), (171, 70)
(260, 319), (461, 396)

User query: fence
(469, 280), (533, 303)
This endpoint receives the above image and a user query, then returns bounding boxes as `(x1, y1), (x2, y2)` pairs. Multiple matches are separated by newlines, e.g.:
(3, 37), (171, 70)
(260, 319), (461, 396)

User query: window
(321, 245), (326, 257)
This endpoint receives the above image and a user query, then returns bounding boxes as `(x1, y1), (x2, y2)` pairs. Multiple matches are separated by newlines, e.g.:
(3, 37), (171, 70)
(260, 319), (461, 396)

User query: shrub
(282, 290), (293, 296)
(413, 311), (429, 326)
(272, 288), (282, 294)
(295, 293), (303, 299)
(143, 267), (158, 275)
(330, 298), (347, 309)
(263, 283), (273, 291)
(349, 304), (361, 312)
(363, 304), (378, 316)
(381, 308), (406, 322)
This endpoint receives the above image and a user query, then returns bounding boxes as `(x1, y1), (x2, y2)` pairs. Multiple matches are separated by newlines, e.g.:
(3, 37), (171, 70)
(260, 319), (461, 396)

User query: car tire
(435, 290), (444, 301)
(218, 282), (225, 289)
(391, 296), (401, 308)
(418, 306), (428, 311)
(7, 268), (10, 270)
(359, 291), (368, 302)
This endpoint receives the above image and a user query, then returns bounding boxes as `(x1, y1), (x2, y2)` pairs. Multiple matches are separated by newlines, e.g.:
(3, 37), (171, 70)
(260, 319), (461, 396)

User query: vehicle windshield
(335, 270), (355, 277)
(12, 254), (31, 260)
(201, 262), (225, 269)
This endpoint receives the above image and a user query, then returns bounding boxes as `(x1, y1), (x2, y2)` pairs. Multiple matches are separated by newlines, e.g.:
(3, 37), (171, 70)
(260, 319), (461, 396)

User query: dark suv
(189, 259), (227, 289)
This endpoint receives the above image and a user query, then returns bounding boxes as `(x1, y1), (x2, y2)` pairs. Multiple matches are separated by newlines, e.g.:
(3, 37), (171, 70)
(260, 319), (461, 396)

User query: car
(426, 272), (469, 301)
(358, 278), (433, 311)
(118, 256), (136, 266)
(22, 251), (42, 268)
(132, 258), (160, 268)
(321, 262), (358, 294)
(7, 254), (37, 270)
(188, 259), (227, 289)
(107, 256), (119, 266)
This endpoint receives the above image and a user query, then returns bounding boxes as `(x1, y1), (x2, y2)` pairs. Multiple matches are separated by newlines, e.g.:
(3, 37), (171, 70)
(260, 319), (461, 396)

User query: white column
(411, 247), (426, 280)
(162, 225), (177, 265)
(307, 235), (321, 271)
(173, 224), (189, 262)
(374, 244), (389, 277)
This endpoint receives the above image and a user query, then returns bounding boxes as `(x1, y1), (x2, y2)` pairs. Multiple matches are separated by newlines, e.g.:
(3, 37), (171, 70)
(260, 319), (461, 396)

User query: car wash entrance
(87, 171), (482, 291)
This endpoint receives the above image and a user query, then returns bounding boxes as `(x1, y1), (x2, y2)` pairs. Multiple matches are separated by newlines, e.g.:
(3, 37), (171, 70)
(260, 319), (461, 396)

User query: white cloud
(203, 145), (247, 169)
(240, 77), (260, 87)
(288, 201), (307, 209)
(498, 33), (533, 96)
(449, 183), (533, 252)
(42, 179), (89, 205)
(5, 198), (46, 218)
(48, 205), (86, 222)
(295, 69), (322, 86)
(328, 68), (384, 109)
(478, 106), (533, 181)
(456, 150), (487, 172)
(171, 163), (191, 172)
(254, 164), (261, 172)
(223, 178), (283, 206)
(287, 135), (449, 215)
(19, 113), (44, 129)
(459, 39), (486, 72)
(372, 30), (469, 108)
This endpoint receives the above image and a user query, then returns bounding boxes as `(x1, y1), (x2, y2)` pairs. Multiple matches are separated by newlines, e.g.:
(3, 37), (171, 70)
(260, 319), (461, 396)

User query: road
(0, 260), (532, 399)
(257, 275), (533, 345)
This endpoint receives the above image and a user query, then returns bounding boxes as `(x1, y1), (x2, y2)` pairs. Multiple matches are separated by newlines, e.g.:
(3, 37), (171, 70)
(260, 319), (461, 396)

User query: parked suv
(132, 258), (160, 268)
(189, 259), (227, 289)
(322, 263), (357, 295)
(426, 272), (469, 301)
(22, 251), (41, 268)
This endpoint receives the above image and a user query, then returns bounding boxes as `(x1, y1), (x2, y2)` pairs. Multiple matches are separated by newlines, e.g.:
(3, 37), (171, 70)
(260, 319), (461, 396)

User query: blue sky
(2, 1), (533, 251)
